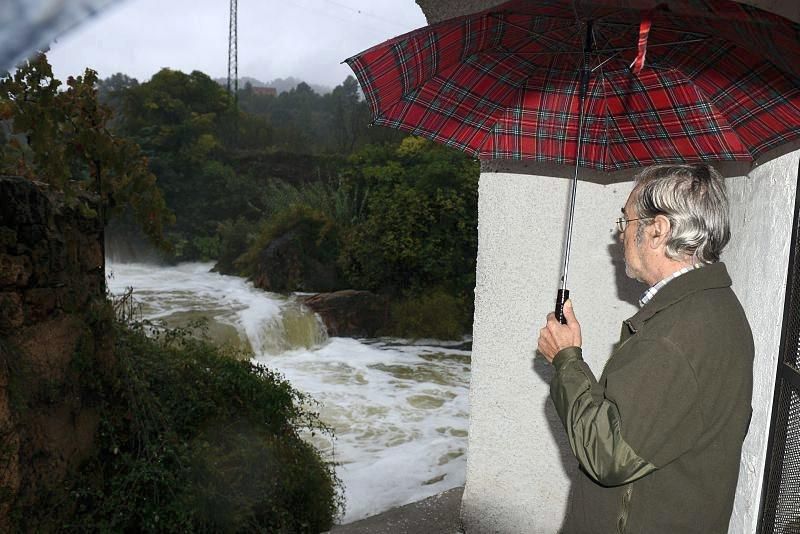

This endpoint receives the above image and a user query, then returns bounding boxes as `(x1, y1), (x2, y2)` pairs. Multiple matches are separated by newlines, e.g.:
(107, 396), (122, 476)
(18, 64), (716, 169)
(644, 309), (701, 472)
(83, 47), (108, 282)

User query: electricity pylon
(227, 0), (238, 108)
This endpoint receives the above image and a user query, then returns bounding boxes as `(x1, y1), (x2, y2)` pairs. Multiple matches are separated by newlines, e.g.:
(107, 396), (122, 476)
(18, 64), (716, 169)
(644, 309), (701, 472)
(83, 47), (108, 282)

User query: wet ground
(329, 487), (464, 534)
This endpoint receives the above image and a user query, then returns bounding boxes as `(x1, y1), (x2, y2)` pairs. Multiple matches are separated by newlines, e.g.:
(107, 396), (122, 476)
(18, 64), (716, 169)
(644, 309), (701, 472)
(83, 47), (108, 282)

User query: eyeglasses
(616, 217), (651, 233)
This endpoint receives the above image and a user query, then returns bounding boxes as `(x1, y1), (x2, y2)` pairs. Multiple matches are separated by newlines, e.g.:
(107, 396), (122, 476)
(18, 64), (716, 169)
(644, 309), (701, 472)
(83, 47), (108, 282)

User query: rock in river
(302, 290), (388, 338)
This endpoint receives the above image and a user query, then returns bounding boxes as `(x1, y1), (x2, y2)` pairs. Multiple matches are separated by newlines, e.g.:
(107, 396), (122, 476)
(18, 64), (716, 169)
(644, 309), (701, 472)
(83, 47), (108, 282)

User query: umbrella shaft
(561, 162), (580, 290)
(560, 20), (593, 292)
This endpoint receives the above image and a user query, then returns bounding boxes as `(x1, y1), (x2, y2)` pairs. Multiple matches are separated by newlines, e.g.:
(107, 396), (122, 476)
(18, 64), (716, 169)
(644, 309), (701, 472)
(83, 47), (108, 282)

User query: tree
(330, 75), (367, 153)
(0, 54), (173, 249)
(97, 72), (139, 122)
(339, 137), (479, 297)
(116, 69), (239, 254)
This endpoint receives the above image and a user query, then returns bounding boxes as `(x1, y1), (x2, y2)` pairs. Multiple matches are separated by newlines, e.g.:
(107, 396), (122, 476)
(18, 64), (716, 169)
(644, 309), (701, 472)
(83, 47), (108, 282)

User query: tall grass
(260, 178), (369, 228)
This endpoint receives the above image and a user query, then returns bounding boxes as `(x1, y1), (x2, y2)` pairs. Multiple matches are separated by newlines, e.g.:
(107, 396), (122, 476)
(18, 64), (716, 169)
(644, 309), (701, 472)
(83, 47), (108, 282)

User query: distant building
(252, 87), (277, 97)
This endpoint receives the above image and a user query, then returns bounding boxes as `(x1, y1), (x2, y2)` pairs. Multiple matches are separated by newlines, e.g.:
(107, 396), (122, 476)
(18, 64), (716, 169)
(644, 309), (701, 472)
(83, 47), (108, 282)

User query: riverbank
(329, 487), (464, 534)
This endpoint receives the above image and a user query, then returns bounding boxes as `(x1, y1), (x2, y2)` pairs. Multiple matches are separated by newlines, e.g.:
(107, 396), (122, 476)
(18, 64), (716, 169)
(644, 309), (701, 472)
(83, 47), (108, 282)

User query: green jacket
(551, 262), (753, 534)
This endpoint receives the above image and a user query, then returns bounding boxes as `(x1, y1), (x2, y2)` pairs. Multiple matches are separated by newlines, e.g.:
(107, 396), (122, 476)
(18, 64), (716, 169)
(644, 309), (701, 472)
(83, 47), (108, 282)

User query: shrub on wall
(18, 319), (342, 532)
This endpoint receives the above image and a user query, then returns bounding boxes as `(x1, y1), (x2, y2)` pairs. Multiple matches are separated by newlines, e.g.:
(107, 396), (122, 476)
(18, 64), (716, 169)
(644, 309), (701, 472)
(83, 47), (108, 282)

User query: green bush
(338, 138), (479, 298)
(215, 217), (256, 274)
(22, 320), (342, 532)
(388, 288), (470, 340)
(236, 204), (340, 281)
(163, 232), (222, 262)
(191, 234), (221, 261)
(258, 179), (368, 228)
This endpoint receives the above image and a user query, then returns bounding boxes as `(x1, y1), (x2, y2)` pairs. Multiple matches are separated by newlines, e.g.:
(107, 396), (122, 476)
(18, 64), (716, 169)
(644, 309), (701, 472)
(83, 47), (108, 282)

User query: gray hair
(632, 164), (730, 263)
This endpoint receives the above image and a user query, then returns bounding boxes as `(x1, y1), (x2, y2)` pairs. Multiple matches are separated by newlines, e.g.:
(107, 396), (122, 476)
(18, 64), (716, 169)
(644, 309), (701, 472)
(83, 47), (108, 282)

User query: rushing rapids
(106, 261), (470, 522)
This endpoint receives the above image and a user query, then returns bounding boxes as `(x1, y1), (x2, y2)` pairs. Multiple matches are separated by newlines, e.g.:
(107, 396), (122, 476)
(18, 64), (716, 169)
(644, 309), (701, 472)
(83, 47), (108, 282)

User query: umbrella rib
(598, 20), (709, 37)
(594, 37), (711, 54)
(487, 50), (585, 57)
(591, 53), (622, 72)
(681, 70), (757, 161)
(589, 25), (621, 74)
(496, 22), (588, 75)
(482, 23), (711, 67)
(579, 7), (629, 25)
(486, 36), (711, 61)
(592, 26), (612, 171)
(489, 13), (583, 54)
(476, 19), (588, 81)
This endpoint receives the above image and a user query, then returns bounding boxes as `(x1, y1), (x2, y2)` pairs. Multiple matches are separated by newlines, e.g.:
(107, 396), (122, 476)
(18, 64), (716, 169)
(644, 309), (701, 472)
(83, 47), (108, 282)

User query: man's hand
(537, 299), (582, 363)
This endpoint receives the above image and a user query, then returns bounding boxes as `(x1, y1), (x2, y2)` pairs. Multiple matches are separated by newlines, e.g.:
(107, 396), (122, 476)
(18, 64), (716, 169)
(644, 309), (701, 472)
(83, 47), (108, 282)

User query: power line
(285, 0), (415, 36)
(322, 0), (416, 31)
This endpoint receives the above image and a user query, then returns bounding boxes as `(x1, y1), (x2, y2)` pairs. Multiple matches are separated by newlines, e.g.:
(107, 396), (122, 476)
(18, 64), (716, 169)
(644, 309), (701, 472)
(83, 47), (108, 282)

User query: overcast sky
(47, 0), (427, 89)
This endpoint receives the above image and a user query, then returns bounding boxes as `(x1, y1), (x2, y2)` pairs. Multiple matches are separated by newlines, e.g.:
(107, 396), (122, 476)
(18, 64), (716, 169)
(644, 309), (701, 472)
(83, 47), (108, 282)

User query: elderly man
(538, 164), (753, 533)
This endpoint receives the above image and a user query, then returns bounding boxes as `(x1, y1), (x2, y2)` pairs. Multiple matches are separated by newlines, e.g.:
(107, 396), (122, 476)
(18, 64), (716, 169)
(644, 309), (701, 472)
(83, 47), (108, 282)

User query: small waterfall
(246, 301), (329, 355)
(107, 261), (329, 356)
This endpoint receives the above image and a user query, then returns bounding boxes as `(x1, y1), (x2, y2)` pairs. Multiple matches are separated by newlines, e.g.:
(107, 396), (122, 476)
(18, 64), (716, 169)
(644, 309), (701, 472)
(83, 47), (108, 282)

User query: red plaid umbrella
(345, 0), (800, 320)
(345, 0), (799, 170)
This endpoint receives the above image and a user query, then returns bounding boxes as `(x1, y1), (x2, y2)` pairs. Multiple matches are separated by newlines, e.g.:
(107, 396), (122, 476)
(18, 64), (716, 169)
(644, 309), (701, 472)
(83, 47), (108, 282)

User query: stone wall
(0, 176), (109, 526)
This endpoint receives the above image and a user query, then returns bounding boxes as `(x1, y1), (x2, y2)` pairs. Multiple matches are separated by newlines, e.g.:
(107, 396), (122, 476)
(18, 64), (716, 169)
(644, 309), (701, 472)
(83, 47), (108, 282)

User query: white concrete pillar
(725, 150), (799, 533)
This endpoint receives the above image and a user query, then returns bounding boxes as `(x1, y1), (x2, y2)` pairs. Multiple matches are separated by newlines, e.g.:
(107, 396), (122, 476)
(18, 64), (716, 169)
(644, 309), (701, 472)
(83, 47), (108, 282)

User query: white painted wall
(725, 151), (799, 534)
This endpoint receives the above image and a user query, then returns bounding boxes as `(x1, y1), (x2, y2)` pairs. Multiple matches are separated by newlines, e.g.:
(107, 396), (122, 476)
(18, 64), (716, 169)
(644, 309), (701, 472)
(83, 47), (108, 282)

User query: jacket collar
(625, 262), (732, 334)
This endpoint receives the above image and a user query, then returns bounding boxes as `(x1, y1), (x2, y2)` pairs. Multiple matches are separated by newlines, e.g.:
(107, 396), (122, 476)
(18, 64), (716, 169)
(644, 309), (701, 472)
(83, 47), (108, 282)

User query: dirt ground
(328, 487), (464, 534)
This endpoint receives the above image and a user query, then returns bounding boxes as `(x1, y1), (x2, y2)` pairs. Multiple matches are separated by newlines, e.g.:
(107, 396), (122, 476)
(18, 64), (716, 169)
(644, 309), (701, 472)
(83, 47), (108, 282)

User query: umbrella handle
(555, 288), (570, 325)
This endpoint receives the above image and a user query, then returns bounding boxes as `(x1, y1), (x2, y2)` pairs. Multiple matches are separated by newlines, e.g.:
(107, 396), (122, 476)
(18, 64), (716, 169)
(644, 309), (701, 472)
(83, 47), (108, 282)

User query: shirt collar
(639, 263), (704, 307)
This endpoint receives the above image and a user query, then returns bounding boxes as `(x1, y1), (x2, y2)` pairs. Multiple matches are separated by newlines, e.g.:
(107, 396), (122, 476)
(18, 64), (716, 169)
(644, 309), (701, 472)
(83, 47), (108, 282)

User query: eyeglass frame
(615, 216), (652, 233)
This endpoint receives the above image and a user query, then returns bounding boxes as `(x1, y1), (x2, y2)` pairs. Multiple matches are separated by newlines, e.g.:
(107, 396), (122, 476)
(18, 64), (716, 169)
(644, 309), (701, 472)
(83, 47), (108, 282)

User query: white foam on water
(106, 262), (470, 524)
(257, 337), (469, 521)
(107, 262), (284, 338)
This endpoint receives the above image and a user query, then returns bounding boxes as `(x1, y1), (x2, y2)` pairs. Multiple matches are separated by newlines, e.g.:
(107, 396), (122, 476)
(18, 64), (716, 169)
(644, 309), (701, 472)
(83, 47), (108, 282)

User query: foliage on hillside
(227, 137), (479, 337)
(105, 69), (386, 260)
(15, 309), (342, 532)
(99, 65), (480, 335)
(110, 68), (248, 257)
(236, 76), (403, 154)
(339, 137), (479, 298)
(94, 65), (481, 331)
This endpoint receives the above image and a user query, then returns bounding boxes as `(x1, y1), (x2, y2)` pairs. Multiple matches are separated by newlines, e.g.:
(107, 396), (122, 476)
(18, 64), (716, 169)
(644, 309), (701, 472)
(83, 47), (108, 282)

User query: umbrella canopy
(345, 0), (800, 172)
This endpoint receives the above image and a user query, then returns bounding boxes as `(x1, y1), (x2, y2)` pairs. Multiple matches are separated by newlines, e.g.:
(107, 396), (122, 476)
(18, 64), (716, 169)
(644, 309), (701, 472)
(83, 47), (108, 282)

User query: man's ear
(649, 214), (671, 249)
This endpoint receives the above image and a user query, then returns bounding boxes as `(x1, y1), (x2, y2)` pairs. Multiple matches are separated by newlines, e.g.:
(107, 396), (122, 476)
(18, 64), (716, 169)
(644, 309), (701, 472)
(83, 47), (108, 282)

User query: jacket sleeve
(550, 347), (656, 487)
